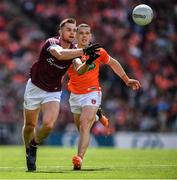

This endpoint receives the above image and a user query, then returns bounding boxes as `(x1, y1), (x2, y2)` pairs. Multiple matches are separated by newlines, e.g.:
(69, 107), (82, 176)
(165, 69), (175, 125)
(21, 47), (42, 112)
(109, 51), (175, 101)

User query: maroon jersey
(30, 36), (74, 92)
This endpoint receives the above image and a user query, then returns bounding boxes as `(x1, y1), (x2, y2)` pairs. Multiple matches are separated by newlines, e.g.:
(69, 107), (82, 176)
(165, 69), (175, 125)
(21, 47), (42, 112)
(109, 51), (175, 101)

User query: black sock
(26, 147), (29, 155)
(96, 108), (102, 119)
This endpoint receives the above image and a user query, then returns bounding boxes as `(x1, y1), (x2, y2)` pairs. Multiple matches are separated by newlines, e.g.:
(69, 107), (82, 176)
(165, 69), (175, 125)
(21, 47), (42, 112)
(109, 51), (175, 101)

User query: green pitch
(0, 146), (177, 179)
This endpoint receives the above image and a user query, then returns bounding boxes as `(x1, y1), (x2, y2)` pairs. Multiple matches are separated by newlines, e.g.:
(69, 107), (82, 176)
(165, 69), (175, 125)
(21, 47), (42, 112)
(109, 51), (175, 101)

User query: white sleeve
(47, 44), (63, 52)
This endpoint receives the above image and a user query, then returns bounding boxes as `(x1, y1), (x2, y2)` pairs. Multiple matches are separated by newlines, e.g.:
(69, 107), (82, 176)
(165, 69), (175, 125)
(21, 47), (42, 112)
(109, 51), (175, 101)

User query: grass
(0, 146), (177, 179)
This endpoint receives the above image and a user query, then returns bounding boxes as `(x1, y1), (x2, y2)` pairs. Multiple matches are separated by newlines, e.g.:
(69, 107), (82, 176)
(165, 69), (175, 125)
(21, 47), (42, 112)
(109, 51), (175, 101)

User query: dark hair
(59, 18), (76, 29)
(77, 23), (90, 31)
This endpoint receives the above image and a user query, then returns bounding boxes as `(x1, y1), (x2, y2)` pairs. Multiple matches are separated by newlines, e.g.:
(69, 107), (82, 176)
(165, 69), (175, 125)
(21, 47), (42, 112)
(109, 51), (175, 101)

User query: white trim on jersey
(47, 44), (62, 52)
(49, 38), (56, 45)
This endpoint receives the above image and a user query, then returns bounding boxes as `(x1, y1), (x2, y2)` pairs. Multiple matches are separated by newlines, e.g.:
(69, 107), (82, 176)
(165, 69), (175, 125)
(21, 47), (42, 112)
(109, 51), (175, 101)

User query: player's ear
(59, 29), (62, 36)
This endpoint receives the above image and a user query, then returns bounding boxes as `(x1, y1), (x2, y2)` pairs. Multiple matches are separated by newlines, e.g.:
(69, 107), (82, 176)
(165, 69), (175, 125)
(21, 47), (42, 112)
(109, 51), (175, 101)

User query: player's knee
(80, 126), (89, 134)
(80, 121), (90, 132)
(24, 123), (35, 132)
(43, 122), (54, 131)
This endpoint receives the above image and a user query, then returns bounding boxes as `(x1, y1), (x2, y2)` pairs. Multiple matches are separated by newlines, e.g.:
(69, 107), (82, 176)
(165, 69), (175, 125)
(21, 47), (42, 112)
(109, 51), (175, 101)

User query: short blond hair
(59, 18), (76, 29)
(77, 23), (90, 31)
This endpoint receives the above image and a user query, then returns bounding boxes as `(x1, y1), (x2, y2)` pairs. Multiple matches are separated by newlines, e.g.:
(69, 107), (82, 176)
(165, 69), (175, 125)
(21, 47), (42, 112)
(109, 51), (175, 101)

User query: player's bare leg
(73, 108), (109, 131)
(72, 106), (97, 170)
(22, 108), (40, 171)
(35, 101), (60, 143)
(72, 113), (82, 170)
(22, 108), (40, 147)
(78, 106), (97, 158)
(27, 101), (60, 171)
(73, 113), (81, 131)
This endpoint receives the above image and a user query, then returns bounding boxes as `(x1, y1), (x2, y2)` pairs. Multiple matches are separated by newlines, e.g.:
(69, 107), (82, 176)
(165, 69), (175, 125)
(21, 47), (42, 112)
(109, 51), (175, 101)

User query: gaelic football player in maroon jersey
(22, 18), (100, 171)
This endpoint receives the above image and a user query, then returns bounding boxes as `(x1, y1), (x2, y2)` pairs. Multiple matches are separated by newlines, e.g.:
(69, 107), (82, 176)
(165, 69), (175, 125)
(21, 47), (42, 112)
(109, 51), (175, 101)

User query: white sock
(95, 115), (99, 122)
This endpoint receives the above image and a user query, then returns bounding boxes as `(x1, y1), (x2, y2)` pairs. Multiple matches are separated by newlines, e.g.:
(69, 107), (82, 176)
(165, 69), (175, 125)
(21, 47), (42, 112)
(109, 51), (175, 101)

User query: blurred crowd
(0, 0), (177, 142)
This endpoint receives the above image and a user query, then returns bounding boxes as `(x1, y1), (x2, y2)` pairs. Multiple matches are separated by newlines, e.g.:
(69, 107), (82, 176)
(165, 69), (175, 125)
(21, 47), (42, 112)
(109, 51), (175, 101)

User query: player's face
(60, 23), (77, 43)
(76, 27), (91, 47)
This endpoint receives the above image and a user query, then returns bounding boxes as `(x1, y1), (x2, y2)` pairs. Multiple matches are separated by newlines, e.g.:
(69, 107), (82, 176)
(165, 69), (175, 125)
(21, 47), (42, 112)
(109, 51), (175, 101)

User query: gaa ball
(132, 4), (153, 26)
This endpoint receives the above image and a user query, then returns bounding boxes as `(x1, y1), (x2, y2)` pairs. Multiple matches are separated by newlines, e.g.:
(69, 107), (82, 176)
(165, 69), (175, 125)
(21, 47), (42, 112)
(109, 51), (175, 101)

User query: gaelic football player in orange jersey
(67, 24), (141, 170)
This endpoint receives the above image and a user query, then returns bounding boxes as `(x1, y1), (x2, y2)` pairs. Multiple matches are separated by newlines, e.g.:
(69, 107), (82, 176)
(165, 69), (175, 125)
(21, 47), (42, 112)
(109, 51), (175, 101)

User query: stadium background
(0, 0), (176, 148)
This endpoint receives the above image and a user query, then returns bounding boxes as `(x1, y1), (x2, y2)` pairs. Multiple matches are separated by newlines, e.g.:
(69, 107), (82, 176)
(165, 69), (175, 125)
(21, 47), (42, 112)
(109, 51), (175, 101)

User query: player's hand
(83, 43), (101, 55)
(126, 79), (141, 90)
(86, 53), (100, 65)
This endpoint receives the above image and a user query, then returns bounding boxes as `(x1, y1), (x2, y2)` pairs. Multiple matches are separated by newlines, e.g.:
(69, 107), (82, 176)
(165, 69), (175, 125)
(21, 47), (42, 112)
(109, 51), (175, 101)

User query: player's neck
(60, 39), (71, 49)
(77, 44), (86, 49)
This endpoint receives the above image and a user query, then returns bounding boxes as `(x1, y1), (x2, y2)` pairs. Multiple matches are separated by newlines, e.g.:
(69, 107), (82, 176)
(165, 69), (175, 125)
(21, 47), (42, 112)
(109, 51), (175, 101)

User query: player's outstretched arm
(107, 57), (141, 90)
(49, 44), (101, 61)
(49, 45), (84, 60)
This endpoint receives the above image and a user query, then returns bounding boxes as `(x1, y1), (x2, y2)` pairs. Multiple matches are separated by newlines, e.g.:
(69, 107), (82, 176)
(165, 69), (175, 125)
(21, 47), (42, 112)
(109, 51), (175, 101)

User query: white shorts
(69, 91), (102, 114)
(24, 79), (62, 110)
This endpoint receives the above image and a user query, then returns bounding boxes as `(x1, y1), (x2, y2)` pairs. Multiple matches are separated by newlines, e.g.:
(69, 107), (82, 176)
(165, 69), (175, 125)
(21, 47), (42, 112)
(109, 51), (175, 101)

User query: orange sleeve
(99, 48), (110, 64)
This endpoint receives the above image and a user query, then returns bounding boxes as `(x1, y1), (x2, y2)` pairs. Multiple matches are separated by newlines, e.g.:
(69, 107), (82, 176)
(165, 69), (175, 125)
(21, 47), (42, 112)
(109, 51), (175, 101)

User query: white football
(132, 4), (153, 26)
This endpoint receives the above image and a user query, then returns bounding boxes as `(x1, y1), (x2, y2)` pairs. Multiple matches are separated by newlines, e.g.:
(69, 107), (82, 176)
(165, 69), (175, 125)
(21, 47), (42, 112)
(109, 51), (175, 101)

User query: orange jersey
(67, 48), (110, 94)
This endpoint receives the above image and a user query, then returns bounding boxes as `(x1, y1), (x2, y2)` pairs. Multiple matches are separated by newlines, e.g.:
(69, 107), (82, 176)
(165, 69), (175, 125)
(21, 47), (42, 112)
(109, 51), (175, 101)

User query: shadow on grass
(34, 167), (112, 173)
